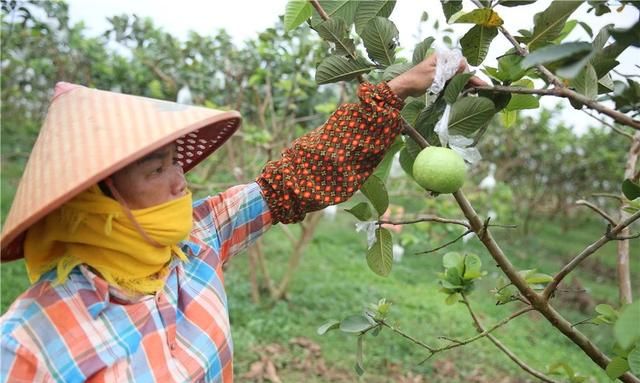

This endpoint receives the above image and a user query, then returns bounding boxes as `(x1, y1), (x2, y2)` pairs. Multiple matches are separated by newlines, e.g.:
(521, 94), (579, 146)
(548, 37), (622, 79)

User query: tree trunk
(618, 131), (640, 305)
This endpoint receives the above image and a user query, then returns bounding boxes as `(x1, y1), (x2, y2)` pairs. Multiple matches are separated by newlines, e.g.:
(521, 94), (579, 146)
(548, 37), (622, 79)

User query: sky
(66, 0), (639, 134)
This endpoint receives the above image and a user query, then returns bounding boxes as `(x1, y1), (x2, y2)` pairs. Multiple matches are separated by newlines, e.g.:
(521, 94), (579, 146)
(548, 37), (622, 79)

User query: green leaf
(314, 18), (356, 58)
(479, 89), (512, 111)
(448, 97), (496, 136)
(315, 55), (377, 84)
(284, 1), (312, 32)
(552, 19), (578, 44)
(622, 179), (640, 200)
(415, 98), (446, 144)
(373, 138), (403, 181)
(311, 0), (358, 27)
(398, 147), (415, 178)
(528, 0), (582, 51)
(496, 52), (529, 82)
(463, 254), (483, 280)
(629, 345), (640, 375)
(443, 252), (464, 272)
(606, 357), (630, 380)
(361, 174), (389, 216)
(577, 21), (594, 38)
(401, 100), (426, 127)
(412, 37), (435, 65)
(615, 301), (640, 350)
(383, 62), (413, 82)
(610, 18), (640, 48)
(355, 335), (365, 375)
(501, 110), (518, 128)
(460, 25), (498, 66)
(454, 9), (503, 27)
(497, 0), (537, 6)
(505, 88), (539, 111)
(521, 42), (592, 70)
(444, 72), (474, 104)
(593, 24), (613, 51)
(317, 319), (341, 335)
(595, 304), (619, 321)
(340, 315), (374, 333)
(367, 228), (393, 277)
(445, 293), (460, 305)
(345, 202), (373, 221)
(441, 0), (463, 22)
(359, 17), (399, 66)
(571, 63), (598, 100)
(355, 0), (396, 34)
(525, 273), (553, 284)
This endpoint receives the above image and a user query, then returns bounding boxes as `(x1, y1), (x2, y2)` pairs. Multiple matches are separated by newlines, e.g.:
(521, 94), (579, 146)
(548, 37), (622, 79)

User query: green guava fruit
(412, 147), (466, 193)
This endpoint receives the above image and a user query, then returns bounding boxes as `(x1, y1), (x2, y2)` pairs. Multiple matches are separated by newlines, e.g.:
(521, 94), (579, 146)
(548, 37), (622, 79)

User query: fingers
(468, 76), (489, 87)
(456, 57), (468, 74)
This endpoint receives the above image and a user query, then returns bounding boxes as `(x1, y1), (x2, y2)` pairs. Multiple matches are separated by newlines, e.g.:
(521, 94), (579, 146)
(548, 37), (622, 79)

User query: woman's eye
(152, 166), (163, 175)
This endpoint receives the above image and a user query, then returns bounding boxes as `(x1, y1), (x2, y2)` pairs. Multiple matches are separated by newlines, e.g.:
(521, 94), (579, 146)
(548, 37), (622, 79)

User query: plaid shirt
(1, 183), (271, 383)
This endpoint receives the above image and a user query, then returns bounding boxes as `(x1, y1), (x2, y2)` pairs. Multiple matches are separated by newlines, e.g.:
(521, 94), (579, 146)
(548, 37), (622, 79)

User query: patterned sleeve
(191, 182), (272, 264)
(256, 82), (404, 224)
(1, 335), (52, 383)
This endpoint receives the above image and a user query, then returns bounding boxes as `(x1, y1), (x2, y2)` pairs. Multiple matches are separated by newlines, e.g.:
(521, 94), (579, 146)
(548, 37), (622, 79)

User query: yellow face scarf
(24, 185), (193, 295)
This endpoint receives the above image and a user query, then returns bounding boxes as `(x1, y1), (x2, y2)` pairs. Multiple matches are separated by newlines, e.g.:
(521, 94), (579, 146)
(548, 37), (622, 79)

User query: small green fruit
(412, 147), (466, 193)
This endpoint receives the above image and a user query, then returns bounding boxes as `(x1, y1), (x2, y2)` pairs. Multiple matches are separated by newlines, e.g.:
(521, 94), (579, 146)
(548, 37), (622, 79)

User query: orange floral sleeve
(256, 82), (405, 224)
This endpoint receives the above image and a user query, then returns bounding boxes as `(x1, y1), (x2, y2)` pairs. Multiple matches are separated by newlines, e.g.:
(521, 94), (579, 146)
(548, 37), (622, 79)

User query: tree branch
(582, 110), (635, 141)
(544, 209), (640, 300)
(460, 294), (560, 383)
(376, 319), (435, 352)
(575, 199), (618, 226)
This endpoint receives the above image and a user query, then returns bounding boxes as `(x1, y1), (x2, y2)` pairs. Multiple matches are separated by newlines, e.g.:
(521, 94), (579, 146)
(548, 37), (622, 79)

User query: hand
(387, 53), (488, 100)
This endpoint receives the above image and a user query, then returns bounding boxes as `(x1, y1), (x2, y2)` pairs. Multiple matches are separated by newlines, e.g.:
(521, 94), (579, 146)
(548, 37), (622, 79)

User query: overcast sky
(66, 0), (639, 134)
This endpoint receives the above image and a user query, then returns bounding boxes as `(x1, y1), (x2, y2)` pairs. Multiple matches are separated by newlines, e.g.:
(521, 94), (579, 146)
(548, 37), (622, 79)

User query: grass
(1, 199), (636, 382)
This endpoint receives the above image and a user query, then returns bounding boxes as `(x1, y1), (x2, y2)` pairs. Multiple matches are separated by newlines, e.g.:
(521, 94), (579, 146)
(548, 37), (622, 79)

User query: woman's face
(109, 143), (187, 209)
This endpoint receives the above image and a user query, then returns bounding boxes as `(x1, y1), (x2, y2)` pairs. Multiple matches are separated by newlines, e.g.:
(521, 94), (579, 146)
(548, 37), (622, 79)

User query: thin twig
(415, 230), (472, 254)
(582, 110), (634, 140)
(377, 319), (435, 352)
(429, 306), (533, 354)
(544, 210), (640, 299)
(378, 215), (470, 228)
(614, 232), (640, 240)
(591, 192), (625, 202)
(576, 199), (618, 226)
(460, 294), (560, 383)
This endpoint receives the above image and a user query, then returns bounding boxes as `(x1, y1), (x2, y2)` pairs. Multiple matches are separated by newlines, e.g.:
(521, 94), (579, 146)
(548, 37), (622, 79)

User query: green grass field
(2, 203), (636, 382)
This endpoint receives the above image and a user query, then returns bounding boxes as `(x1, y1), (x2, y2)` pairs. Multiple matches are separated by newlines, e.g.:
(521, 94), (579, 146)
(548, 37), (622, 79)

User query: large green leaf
(317, 319), (341, 335)
(460, 25), (498, 66)
(360, 174), (389, 216)
(311, 0), (359, 27)
(354, 0), (396, 34)
(383, 62), (413, 82)
(448, 97), (496, 136)
(398, 148), (415, 178)
(340, 314), (374, 333)
(444, 72), (474, 104)
(606, 357), (630, 380)
(521, 42), (592, 70)
(359, 17), (399, 66)
(415, 98), (446, 144)
(571, 63), (598, 100)
(314, 18), (356, 57)
(401, 100), (426, 127)
(528, 0), (582, 51)
(441, 0), (463, 21)
(315, 55), (377, 84)
(412, 37), (435, 65)
(284, 1), (312, 32)
(367, 227), (393, 277)
(615, 301), (640, 350)
(610, 18), (640, 47)
(345, 202), (373, 221)
(454, 9), (503, 27)
(505, 79), (539, 111)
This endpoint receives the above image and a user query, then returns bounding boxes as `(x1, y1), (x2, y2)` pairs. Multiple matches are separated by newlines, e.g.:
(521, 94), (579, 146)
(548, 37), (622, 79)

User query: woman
(0, 54), (483, 382)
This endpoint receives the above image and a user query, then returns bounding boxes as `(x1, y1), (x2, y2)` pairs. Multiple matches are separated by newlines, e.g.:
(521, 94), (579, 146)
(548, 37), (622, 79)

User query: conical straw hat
(1, 82), (241, 261)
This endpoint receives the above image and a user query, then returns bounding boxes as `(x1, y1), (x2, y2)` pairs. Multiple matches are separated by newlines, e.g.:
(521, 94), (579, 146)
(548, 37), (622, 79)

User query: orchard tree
(283, 0), (640, 381)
